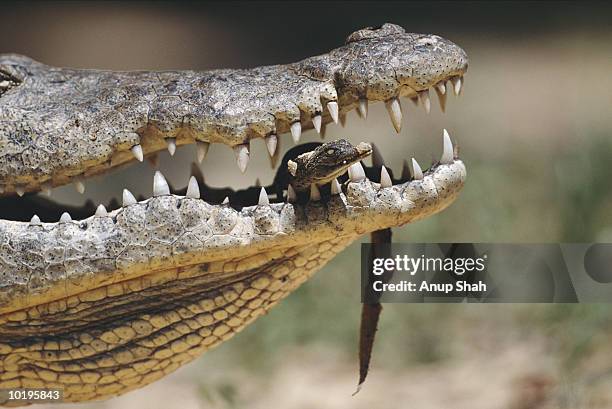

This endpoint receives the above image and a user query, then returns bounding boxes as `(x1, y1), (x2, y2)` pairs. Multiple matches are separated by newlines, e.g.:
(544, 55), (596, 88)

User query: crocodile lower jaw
(0, 151), (464, 402)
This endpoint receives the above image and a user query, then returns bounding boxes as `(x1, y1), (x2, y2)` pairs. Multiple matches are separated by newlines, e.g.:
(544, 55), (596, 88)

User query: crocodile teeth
(196, 141), (209, 163)
(371, 143), (385, 167)
(401, 159), (412, 180)
(451, 76), (462, 95)
(385, 97), (402, 133)
(312, 115), (322, 133)
(441, 129), (454, 164)
(434, 83), (447, 113)
(310, 184), (321, 201)
(327, 101), (339, 124)
(131, 144), (144, 162)
(265, 134), (277, 156)
(166, 138), (177, 156)
(412, 158), (424, 180)
(74, 179), (85, 194)
(436, 82), (446, 95)
(331, 178), (342, 195)
(29, 215), (41, 226)
(358, 98), (368, 119)
(287, 185), (297, 202)
(340, 113), (347, 127)
(186, 176), (200, 199)
(222, 196), (230, 205)
(15, 187), (25, 197)
(95, 204), (108, 217)
(380, 166), (392, 188)
(59, 212), (72, 223)
(122, 189), (137, 206)
(418, 89), (431, 114)
(153, 171), (170, 196)
(233, 144), (249, 173)
(290, 122), (301, 143)
(348, 162), (366, 182)
(258, 187), (270, 205)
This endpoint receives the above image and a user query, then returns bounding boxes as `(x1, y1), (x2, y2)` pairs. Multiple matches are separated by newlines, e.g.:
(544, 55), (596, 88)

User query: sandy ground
(34, 336), (612, 409)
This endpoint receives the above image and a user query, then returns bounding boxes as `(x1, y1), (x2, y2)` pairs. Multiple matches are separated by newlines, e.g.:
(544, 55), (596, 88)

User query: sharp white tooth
(452, 77), (462, 96)
(348, 162), (366, 182)
(258, 187), (270, 205)
(233, 144), (249, 173)
(16, 187), (25, 197)
(385, 98), (402, 133)
(310, 184), (321, 201)
(153, 171), (170, 196)
(265, 134), (278, 157)
(312, 115), (322, 133)
(287, 185), (297, 202)
(418, 90), (431, 114)
(327, 101), (339, 124)
(59, 212), (72, 223)
(358, 98), (368, 119)
(122, 189), (137, 206)
(434, 83), (447, 113)
(131, 144), (144, 162)
(340, 113), (347, 127)
(30, 215), (41, 226)
(290, 121), (301, 143)
(166, 138), (177, 156)
(74, 179), (85, 194)
(441, 129), (454, 164)
(196, 141), (209, 163)
(222, 196), (230, 205)
(186, 176), (200, 199)
(380, 166), (392, 188)
(95, 204), (108, 217)
(411, 158), (424, 180)
(331, 178), (342, 195)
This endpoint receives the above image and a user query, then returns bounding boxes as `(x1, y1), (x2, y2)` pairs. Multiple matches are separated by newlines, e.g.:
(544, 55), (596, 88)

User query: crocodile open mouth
(0, 74), (465, 224)
(0, 129), (460, 224)
(0, 23), (468, 405)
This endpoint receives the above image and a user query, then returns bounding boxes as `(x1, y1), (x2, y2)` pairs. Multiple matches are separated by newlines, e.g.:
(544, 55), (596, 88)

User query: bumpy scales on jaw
(0, 23), (468, 405)
(0, 23), (467, 195)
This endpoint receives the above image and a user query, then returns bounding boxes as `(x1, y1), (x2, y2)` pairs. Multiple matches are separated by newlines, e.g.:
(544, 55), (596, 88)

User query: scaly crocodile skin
(0, 22), (468, 405)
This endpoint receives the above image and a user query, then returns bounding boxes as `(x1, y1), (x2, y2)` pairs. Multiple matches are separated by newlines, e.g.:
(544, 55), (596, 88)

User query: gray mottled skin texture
(0, 23), (468, 404)
(0, 23), (467, 195)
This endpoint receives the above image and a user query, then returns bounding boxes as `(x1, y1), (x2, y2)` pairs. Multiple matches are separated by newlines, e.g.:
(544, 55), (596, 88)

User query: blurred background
(2, 1), (612, 408)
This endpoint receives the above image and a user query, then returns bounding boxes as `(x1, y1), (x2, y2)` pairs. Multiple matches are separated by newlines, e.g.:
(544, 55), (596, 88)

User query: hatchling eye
(327, 149), (335, 155)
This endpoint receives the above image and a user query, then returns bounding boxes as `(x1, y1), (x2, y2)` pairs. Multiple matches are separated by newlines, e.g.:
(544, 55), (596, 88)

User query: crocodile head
(287, 139), (373, 193)
(0, 23), (467, 404)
